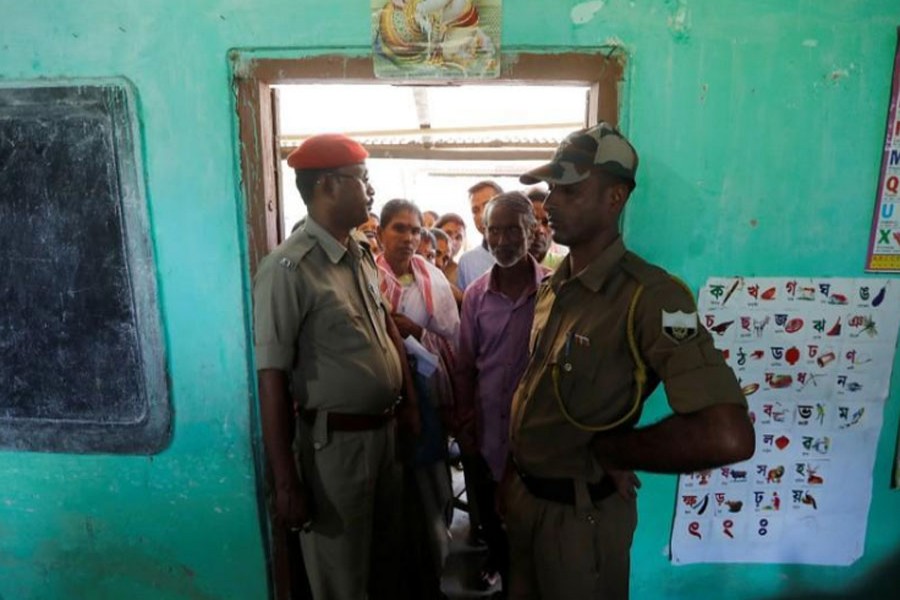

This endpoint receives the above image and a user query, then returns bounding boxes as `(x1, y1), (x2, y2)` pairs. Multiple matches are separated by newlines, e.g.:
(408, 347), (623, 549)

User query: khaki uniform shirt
(253, 217), (403, 413)
(510, 238), (746, 481)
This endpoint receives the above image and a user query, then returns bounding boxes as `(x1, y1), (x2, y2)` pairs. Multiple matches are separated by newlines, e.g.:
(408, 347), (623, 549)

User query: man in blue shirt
(457, 180), (502, 289)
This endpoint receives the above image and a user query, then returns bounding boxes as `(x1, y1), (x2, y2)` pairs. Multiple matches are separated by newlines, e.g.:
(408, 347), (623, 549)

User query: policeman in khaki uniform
(500, 123), (755, 599)
(254, 134), (419, 600)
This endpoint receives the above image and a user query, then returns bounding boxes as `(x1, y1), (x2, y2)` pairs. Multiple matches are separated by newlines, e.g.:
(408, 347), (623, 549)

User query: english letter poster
(866, 27), (900, 272)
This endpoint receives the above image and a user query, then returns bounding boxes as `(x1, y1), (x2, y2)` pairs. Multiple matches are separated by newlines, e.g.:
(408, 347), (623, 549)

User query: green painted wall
(1, 1), (898, 598)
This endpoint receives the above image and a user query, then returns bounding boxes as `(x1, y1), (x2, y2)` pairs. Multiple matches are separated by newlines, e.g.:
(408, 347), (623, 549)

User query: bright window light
(277, 83), (589, 249)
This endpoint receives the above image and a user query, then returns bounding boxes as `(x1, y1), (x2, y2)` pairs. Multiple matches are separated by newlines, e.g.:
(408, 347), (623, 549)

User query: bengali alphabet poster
(670, 277), (900, 566)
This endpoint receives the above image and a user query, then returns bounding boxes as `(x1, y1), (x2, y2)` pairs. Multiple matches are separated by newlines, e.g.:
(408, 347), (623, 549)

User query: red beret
(286, 133), (369, 170)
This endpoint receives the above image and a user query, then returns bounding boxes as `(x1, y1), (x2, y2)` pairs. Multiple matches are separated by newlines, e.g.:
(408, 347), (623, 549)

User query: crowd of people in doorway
(353, 181), (563, 309)
(253, 125), (755, 600)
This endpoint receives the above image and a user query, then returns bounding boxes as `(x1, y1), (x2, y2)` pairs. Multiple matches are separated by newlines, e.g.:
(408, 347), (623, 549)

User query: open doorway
(234, 53), (623, 273)
(232, 51), (624, 599)
(276, 83), (588, 249)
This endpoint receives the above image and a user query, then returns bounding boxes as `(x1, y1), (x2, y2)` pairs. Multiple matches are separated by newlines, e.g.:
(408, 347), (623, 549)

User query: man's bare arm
(384, 312), (421, 439)
(258, 368), (310, 527)
(591, 404), (755, 474)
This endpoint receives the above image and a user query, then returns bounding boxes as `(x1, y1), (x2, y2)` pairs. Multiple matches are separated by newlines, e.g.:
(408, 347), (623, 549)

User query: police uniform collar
(304, 217), (361, 264)
(550, 237), (626, 293)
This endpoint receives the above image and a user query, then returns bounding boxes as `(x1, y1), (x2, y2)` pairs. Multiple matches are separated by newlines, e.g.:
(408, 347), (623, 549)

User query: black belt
(515, 463), (616, 505)
(301, 407), (395, 432)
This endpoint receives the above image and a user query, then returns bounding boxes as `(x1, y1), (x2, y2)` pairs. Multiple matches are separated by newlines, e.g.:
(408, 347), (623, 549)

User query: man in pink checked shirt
(453, 191), (549, 598)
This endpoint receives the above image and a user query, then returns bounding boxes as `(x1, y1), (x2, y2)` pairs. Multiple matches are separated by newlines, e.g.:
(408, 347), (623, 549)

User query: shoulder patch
(661, 309), (698, 343)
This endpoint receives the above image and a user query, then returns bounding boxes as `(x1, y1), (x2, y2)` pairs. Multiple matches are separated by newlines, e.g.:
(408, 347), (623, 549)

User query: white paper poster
(670, 278), (900, 566)
(865, 28), (900, 272)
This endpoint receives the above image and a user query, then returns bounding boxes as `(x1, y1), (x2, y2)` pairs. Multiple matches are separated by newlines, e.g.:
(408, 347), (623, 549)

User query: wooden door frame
(232, 51), (624, 274)
(231, 49), (625, 600)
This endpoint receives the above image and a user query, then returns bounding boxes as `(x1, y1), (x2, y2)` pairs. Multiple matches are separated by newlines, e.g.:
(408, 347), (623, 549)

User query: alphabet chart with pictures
(865, 29), (900, 273)
(670, 277), (900, 566)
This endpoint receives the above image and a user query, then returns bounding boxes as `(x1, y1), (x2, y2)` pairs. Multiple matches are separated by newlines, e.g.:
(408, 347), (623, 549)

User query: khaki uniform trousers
(505, 475), (637, 600)
(298, 421), (402, 600)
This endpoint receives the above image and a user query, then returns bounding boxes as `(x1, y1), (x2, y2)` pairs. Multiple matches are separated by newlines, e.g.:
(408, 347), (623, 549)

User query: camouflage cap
(519, 122), (638, 187)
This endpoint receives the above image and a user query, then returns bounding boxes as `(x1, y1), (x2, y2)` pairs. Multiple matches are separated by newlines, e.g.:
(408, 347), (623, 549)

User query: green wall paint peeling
(571, 1), (606, 26)
(1, 1), (899, 598)
(665, 0), (692, 42)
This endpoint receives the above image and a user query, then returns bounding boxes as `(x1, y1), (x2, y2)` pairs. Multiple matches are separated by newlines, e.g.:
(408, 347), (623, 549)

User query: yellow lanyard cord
(552, 284), (647, 432)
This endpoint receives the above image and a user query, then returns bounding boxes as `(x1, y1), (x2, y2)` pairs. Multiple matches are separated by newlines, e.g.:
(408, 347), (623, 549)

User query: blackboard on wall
(0, 81), (171, 454)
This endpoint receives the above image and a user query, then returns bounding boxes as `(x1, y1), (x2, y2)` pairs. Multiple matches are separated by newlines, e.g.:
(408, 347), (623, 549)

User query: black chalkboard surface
(0, 82), (170, 454)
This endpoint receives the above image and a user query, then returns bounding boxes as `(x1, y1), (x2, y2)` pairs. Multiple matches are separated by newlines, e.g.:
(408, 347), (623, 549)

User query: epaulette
(273, 231), (316, 271)
(620, 252), (696, 304)
(620, 251), (671, 288)
(350, 229), (374, 258)
(350, 228), (369, 246)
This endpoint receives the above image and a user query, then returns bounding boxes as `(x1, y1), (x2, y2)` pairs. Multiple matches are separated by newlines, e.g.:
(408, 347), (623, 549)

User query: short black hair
(430, 228), (450, 244)
(594, 167), (636, 192)
(379, 199), (423, 228)
(295, 168), (330, 205)
(468, 180), (503, 197)
(434, 213), (466, 229)
(525, 188), (548, 203)
(419, 228), (436, 247)
(484, 191), (536, 231)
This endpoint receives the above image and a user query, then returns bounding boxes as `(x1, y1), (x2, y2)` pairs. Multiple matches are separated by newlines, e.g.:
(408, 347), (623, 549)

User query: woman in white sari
(377, 199), (459, 599)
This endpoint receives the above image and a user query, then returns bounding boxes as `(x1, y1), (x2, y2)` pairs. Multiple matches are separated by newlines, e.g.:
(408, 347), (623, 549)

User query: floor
(441, 464), (502, 599)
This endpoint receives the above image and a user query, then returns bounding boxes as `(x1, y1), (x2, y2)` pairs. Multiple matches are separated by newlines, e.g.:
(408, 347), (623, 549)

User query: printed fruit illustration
(761, 287), (777, 300)
(785, 347), (800, 365)
(784, 318), (804, 333)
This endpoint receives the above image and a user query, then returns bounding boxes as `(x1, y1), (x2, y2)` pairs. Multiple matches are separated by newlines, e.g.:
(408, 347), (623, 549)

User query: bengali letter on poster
(670, 277), (900, 566)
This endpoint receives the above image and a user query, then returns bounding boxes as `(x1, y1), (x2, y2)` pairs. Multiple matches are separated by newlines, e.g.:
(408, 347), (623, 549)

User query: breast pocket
(317, 310), (372, 354)
(551, 330), (636, 427)
(552, 341), (598, 401)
